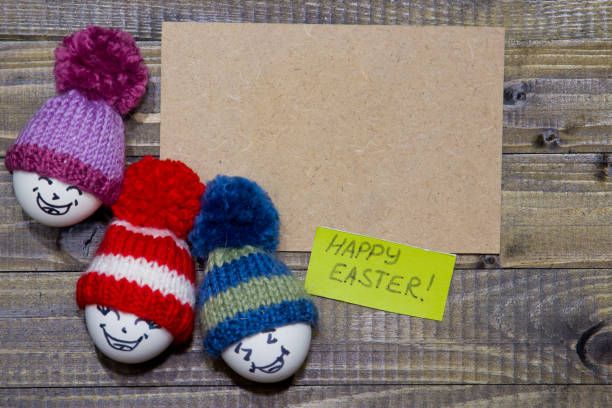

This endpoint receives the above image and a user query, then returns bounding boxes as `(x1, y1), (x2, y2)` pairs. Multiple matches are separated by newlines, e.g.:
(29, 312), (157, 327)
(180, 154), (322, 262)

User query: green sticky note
(305, 227), (456, 321)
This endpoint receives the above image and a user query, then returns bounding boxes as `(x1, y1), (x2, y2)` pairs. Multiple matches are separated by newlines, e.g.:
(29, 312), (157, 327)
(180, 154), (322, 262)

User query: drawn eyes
(234, 342), (253, 361)
(98, 306), (161, 330)
(33, 177), (82, 205)
(97, 305), (120, 320)
(261, 328), (278, 344)
(232, 329), (281, 362)
(38, 176), (53, 185)
(65, 186), (81, 206)
(32, 177), (53, 192)
(147, 321), (162, 330)
(66, 185), (83, 195)
(135, 317), (162, 330)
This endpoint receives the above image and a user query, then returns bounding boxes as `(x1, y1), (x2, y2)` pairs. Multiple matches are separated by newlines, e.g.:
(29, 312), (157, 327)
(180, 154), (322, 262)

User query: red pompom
(54, 26), (148, 114)
(112, 156), (205, 239)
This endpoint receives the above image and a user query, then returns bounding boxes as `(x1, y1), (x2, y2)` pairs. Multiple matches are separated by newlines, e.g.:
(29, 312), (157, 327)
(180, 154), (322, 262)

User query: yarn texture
(76, 157), (205, 343)
(190, 176), (318, 357)
(112, 156), (205, 239)
(189, 175), (280, 257)
(5, 26), (148, 204)
(54, 26), (148, 114)
(5, 90), (125, 204)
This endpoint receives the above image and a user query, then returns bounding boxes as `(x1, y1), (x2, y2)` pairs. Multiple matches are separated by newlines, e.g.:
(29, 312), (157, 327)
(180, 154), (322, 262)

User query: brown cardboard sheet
(161, 23), (504, 253)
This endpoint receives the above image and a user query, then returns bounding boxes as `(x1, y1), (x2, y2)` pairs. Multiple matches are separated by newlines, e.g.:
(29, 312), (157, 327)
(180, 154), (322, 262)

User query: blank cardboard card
(161, 23), (504, 253)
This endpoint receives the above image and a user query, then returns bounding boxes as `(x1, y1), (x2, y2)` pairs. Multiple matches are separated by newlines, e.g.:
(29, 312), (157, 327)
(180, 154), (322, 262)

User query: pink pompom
(54, 26), (148, 115)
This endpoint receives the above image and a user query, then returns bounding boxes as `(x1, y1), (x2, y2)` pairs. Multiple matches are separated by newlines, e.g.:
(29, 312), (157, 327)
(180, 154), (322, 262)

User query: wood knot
(586, 332), (612, 365)
(478, 254), (499, 268)
(576, 321), (612, 375)
(595, 153), (610, 182)
(58, 207), (112, 262)
(536, 129), (561, 148)
(503, 81), (528, 105)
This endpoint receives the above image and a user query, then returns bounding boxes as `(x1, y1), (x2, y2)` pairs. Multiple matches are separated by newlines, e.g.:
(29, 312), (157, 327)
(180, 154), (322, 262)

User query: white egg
(12, 170), (101, 227)
(221, 323), (312, 383)
(84, 305), (173, 364)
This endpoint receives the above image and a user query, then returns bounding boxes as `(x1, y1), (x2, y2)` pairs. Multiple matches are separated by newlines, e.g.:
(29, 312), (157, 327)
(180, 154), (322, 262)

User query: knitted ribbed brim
(77, 220), (196, 343)
(199, 245), (318, 357)
(77, 157), (204, 344)
(6, 27), (149, 206)
(5, 90), (125, 205)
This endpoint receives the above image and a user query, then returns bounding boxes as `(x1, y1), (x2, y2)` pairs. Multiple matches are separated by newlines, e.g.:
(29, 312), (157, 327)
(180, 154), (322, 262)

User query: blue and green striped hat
(189, 175), (318, 357)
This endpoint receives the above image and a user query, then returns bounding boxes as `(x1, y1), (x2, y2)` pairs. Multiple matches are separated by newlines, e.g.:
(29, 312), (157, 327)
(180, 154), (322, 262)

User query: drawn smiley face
(34, 176), (81, 216)
(12, 170), (102, 227)
(84, 305), (173, 364)
(221, 323), (312, 383)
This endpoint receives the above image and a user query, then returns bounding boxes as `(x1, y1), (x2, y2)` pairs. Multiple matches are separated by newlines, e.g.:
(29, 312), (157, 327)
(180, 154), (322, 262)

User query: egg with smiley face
(77, 157), (204, 365)
(85, 305), (174, 364)
(4, 27), (150, 229)
(221, 323), (312, 383)
(12, 170), (102, 227)
(189, 175), (318, 383)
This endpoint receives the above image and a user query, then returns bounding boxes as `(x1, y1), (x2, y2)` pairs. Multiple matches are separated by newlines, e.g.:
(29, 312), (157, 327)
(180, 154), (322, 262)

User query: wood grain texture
(1, 385), (611, 408)
(2, 153), (610, 270)
(1, 0), (612, 42)
(0, 269), (610, 386)
(1, 39), (612, 155)
(501, 153), (612, 267)
(0, 162), (494, 270)
(1, 0), (611, 404)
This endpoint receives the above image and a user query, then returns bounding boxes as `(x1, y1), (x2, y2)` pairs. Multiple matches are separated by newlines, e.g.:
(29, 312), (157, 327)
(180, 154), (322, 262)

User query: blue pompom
(189, 175), (279, 257)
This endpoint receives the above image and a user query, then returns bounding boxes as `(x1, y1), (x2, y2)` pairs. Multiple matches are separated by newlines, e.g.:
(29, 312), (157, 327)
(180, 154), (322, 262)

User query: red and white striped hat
(76, 156), (205, 343)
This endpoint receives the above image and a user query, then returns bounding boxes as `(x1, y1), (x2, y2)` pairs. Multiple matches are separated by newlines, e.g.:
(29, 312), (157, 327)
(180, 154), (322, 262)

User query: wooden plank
(505, 41), (612, 80)
(503, 41), (612, 153)
(2, 153), (610, 270)
(501, 154), (612, 267)
(1, 385), (611, 408)
(503, 41), (612, 154)
(0, 159), (497, 271)
(0, 269), (609, 386)
(1, 40), (611, 156)
(1, 0), (612, 42)
(1, 2), (610, 404)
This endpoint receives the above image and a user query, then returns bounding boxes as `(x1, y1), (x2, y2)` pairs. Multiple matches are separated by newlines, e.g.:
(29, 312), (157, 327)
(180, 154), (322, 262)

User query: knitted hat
(76, 156), (205, 343)
(189, 175), (318, 357)
(5, 26), (148, 205)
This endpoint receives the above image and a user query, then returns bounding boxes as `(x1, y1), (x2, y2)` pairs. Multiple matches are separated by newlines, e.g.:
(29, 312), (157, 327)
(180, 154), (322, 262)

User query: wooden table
(1, 1), (610, 406)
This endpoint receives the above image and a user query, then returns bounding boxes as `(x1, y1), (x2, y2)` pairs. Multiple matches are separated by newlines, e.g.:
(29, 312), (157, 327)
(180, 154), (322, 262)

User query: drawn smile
(100, 324), (143, 352)
(249, 345), (290, 374)
(36, 193), (72, 216)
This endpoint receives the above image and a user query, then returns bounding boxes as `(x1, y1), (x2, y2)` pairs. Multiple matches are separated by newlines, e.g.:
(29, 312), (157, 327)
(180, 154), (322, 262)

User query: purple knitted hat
(5, 26), (148, 205)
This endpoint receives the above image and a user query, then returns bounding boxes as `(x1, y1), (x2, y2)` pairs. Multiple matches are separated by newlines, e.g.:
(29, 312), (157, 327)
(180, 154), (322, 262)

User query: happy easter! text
(304, 227), (456, 321)
(324, 233), (432, 301)
(325, 233), (401, 264)
(328, 262), (431, 301)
